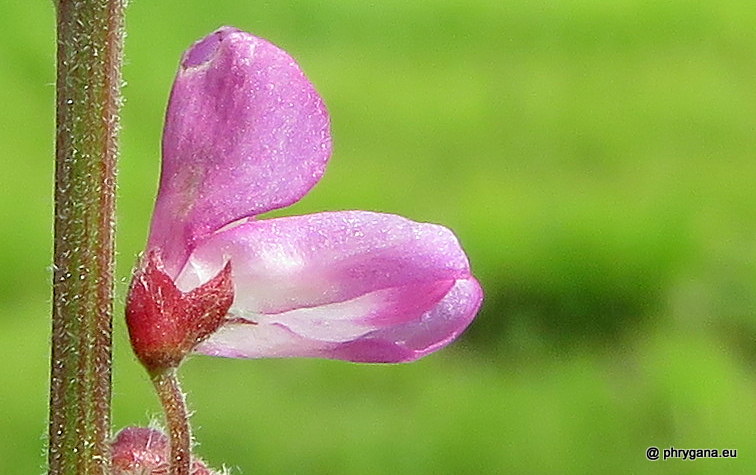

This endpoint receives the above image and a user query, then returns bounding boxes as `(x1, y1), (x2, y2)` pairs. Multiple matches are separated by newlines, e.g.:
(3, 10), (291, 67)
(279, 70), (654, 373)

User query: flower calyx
(125, 251), (234, 373)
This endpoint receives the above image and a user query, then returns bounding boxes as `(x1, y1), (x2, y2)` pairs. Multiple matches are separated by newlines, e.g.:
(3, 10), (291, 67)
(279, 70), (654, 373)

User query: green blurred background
(2, 0), (756, 473)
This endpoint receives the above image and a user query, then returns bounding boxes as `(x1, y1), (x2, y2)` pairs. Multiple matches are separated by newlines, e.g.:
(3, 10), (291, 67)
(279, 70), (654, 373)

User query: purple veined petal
(328, 277), (483, 362)
(175, 210), (474, 311)
(148, 27), (331, 276)
(176, 210), (482, 363)
(194, 277), (482, 363)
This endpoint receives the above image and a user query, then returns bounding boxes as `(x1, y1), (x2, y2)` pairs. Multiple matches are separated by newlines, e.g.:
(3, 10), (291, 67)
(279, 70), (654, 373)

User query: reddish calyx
(126, 251), (234, 372)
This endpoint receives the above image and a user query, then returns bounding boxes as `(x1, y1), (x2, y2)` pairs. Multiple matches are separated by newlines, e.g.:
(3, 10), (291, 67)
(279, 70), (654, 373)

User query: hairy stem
(49, 1), (125, 474)
(151, 369), (193, 475)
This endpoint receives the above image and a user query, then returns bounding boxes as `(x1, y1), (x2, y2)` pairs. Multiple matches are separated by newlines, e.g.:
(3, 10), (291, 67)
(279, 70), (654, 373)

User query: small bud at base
(111, 426), (219, 475)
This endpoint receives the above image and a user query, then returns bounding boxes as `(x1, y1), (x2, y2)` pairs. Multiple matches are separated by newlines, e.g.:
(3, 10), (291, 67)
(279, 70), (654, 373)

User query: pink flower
(126, 27), (482, 372)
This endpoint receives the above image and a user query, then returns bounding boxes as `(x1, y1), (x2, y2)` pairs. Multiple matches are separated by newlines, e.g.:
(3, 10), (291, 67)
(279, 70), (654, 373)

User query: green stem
(49, 1), (125, 474)
(151, 369), (193, 475)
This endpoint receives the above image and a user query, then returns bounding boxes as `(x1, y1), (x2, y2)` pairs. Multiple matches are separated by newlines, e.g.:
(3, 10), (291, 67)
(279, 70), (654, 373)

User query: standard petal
(149, 27), (331, 276)
(177, 210), (482, 362)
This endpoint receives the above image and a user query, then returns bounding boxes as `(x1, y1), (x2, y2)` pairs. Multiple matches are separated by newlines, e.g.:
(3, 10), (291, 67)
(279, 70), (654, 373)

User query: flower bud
(111, 427), (220, 475)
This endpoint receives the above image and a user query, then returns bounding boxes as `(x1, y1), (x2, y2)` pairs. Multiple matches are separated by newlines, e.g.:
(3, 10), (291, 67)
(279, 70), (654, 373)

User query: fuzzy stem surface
(151, 368), (193, 475)
(49, 1), (125, 474)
